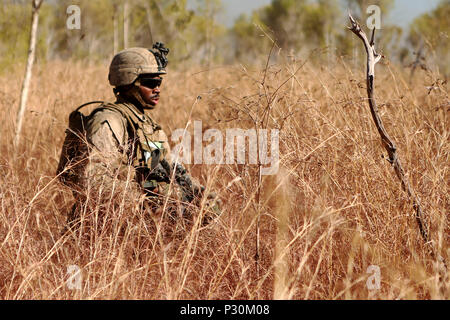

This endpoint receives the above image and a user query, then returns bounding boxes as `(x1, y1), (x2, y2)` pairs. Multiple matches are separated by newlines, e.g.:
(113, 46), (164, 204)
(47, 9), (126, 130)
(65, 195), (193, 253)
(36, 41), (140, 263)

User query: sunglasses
(139, 77), (162, 89)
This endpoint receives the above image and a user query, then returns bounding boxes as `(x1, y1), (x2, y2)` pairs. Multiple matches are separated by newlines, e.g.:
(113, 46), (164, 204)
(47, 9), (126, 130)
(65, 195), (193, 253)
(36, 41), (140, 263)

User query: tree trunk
(143, 1), (154, 45)
(113, 3), (119, 55)
(15, 0), (43, 147)
(123, 0), (129, 49)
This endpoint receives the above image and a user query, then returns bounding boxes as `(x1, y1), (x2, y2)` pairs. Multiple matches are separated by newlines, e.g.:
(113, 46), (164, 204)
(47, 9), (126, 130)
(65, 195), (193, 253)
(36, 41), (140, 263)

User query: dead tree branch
(347, 14), (446, 270)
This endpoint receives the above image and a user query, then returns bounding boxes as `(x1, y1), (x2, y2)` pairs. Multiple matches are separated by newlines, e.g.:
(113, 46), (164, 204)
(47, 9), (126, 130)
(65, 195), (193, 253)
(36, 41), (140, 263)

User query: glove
(202, 191), (222, 225)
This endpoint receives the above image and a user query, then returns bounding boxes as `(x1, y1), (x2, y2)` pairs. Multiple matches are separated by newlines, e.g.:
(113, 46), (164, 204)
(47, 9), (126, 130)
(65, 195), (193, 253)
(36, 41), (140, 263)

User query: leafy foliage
(408, 0), (450, 75)
(0, 0), (448, 73)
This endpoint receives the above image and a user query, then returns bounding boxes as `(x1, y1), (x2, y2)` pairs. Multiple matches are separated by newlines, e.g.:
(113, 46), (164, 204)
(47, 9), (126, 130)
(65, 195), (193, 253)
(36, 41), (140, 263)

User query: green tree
(0, 0), (52, 70)
(231, 12), (271, 62)
(130, 0), (195, 63)
(231, 0), (342, 63)
(127, 0), (225, 66)
(186, 0), (226, 64)
(47, 0), (115, 60)
(0, 0), (227, 66)
(408, 0), (450, 76)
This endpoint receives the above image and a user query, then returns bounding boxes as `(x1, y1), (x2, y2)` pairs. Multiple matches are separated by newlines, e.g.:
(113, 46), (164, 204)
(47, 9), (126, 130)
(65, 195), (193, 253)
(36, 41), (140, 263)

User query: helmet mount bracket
(149, 42), (169, 72)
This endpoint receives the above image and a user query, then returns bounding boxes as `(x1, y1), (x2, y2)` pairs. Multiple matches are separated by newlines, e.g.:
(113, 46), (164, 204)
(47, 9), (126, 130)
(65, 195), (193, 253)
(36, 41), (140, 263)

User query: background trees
(407, 0), (450, 75)
(0, 0), (448, 76)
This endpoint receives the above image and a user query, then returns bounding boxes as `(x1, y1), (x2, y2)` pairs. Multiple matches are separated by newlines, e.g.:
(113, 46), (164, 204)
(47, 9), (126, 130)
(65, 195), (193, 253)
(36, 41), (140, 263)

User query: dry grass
(0, 56), (448, 299)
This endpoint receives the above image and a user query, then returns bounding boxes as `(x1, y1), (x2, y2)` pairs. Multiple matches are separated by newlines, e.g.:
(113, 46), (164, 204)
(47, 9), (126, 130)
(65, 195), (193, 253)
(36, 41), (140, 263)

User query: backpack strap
(75, 101), (105, 113)
(98, 103), (139, 138)
(72, 101), (139, 144)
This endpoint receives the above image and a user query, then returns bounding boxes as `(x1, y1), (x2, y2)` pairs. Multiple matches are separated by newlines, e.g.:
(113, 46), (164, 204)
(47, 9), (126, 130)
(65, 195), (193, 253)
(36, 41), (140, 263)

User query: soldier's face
(138, 75), (162, 107)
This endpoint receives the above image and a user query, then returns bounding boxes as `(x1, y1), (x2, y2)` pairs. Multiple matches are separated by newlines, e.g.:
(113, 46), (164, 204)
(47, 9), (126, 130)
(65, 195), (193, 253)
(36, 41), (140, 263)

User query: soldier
(58, 44), (220, 230)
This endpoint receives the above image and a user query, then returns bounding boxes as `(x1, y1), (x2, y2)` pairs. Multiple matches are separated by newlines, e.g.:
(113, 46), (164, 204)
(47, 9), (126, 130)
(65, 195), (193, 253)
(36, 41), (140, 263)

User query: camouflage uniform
(84, 98), (202, 203)
(61, 45), (219, 228)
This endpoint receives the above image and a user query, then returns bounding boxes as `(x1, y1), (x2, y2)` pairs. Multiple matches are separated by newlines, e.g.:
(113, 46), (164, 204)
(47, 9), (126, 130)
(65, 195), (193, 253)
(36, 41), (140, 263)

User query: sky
(212, 0), (442, 28)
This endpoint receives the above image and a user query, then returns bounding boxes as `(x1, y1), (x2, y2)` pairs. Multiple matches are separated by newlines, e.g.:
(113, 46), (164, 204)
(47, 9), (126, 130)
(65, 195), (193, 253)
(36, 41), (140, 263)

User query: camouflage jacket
(81, 98), (202, 206)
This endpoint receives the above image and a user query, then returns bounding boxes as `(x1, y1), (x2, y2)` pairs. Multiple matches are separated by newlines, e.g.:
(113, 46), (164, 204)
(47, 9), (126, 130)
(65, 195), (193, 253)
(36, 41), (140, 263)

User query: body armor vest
(57, 100), (169, 193)
(96, 101), (169, 192)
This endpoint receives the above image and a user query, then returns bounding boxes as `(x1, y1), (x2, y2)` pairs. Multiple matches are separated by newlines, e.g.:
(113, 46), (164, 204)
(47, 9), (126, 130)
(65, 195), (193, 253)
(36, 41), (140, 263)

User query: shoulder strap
(74, 101), (105, 113)
(71, 101), (139, 145)
(72, 100), (138, 137)
(100, 103), (138, 135)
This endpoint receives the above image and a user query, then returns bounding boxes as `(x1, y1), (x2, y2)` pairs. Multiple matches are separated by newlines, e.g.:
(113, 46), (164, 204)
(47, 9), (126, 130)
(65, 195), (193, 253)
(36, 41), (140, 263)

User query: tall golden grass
(0, 56), (448, 299)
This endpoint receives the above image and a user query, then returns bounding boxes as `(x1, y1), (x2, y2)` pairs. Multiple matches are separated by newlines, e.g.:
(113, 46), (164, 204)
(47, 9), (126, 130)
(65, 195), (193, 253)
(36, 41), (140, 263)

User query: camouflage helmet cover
(108, 47), (166, 87)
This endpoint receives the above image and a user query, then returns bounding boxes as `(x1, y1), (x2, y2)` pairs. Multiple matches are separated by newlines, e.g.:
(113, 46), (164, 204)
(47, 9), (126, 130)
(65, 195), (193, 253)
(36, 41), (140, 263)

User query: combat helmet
(109, 43), (169, 87)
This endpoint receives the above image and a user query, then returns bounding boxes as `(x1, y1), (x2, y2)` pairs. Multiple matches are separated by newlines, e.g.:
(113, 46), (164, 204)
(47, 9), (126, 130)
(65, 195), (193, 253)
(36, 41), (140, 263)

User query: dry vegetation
(0, 55), (448, 299)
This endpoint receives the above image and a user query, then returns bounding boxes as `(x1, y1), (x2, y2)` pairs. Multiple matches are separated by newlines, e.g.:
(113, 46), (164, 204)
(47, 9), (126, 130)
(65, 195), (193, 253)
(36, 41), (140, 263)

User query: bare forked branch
(347, 14), (447, 272)
(348, 14), (382, 79)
